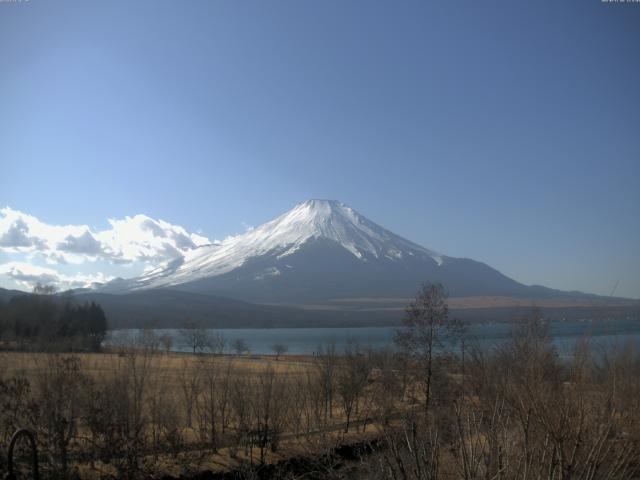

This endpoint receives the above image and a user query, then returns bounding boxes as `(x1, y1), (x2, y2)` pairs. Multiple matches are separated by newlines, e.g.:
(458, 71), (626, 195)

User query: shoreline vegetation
(0, 284), (639, 479)
(4, 285), (637, 330)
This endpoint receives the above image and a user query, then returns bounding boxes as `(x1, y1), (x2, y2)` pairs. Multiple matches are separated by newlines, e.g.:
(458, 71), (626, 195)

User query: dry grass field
(2, 317), (640, 479)
(0, 350), (316, 379)
(0, 348), (392, 479)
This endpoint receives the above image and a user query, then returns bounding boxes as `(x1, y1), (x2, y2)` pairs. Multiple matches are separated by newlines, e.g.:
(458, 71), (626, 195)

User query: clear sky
(1, 0), (639, 298)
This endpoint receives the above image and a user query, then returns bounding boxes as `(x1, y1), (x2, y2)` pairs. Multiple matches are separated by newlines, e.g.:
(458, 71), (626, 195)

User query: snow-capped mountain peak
(261, 199), (441, 262)
(105, 199), (444, 292)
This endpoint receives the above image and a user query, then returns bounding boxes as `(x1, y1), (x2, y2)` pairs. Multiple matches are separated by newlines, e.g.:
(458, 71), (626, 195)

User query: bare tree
(83, 349), (153, 479)
(210, 331), (226, 355)
(137, 328), (160, 353)
(159, 333), (173, 354)
(179, 321), (212, 355)
(394, 283), (463, 413)
(229, 372), (251, 459)
(315, 341), (338, 425)
(145, 354), (181, 461)
(337, 343), (370, 433)
(195, 356), (220, 451)
(232, 338), (249, 356)
(215, 358), (234, 435)
(250, 365), (289, 463)
(33, 354), (89, 479)
(271, 342), (288, 360)
(177, 358), (202, 429)
(370, 347), (401, 426)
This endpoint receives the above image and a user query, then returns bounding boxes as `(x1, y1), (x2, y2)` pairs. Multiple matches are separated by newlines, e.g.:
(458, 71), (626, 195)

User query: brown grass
(0, 350), (384, 478)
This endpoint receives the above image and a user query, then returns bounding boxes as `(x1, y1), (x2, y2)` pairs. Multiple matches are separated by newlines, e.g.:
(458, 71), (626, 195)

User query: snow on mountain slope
(103, 199), (446, 292)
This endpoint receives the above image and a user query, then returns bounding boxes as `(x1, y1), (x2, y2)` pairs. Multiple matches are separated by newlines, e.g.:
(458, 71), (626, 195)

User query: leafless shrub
(32, 354), (89, 479)
(232, 338), (250, 356)
(159, 332), (173, 354)
(0, 373), (37, 473)
(178, 357), (202, 429)
(194, 356), (220, 450)
(271, 343), (288, 360)
(375, 411), (442, 480)
(83, 350), (153, 479)
(337, 342), (370, 433)
(180, 321), (213, 355)
(250, 365), (289, 463)
(315, 341), (338, 427)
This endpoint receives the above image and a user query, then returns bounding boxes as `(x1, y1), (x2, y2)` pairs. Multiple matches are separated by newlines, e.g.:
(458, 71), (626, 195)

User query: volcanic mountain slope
(99, 199), (578, 305)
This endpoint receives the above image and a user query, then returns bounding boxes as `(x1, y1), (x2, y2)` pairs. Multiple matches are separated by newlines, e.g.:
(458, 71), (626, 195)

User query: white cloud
(0, 207), (211, 264)
(96, 214), (211, 263)
(0, 207), (213, 291)
(0, 217), (47, 249)
(0, 208), (88, 258)
(0, 262), (114, 291)
(58, 231), (104, 256)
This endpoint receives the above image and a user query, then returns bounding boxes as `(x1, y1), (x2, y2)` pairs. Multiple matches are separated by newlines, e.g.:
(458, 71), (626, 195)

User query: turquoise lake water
(107, 318), (640, 355)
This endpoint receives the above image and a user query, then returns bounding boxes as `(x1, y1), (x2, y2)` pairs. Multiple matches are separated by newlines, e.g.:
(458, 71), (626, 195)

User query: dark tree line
(0, 286), (108, 351)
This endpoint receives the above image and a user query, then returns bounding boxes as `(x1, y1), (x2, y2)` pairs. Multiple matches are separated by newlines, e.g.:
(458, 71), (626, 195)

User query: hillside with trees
(0, 284), (108, 352)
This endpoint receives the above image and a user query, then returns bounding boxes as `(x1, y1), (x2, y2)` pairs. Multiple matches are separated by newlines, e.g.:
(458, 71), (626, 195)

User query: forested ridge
(0, 285), (108, 351)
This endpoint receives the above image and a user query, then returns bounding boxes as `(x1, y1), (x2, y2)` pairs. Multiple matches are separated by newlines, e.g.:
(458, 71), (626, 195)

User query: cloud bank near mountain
(0, 207), (212, 290)
(0, 262), (114, 291)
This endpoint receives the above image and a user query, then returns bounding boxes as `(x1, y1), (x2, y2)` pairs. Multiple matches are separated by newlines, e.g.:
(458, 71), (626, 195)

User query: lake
(106, 317), (640, 356)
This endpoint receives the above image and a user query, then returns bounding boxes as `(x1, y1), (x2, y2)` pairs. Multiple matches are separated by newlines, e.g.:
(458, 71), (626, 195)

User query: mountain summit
(100, 199), (563, 303)
(225, 199), (444, 264)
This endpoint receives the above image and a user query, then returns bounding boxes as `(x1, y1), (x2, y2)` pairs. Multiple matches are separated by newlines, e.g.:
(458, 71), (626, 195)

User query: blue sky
(1, 0), (639, 297)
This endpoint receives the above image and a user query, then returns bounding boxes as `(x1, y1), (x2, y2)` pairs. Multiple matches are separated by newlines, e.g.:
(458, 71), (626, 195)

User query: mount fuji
(98, 199), (569, 304)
